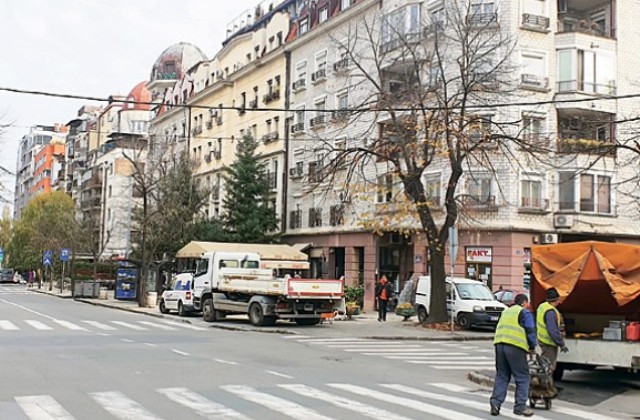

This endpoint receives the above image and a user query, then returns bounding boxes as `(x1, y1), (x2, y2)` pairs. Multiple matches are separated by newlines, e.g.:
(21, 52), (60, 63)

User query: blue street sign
(0, 248), (4, 263)
(43, 250), (53, 266)
(60, 248), (70, 262)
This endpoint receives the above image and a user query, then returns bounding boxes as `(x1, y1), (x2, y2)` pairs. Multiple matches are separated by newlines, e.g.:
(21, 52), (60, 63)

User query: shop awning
(291, 243), (312, 252)
(531, 241), (640, 306)
(176, 241), (309, 262)
(308, 247), (325, 258)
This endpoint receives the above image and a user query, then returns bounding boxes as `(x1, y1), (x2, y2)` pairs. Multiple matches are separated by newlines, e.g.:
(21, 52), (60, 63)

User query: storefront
(465, 246), (493, 289)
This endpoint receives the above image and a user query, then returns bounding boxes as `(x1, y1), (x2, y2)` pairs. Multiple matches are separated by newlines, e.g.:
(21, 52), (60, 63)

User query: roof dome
(125, 81), (152, 110)
(150, 42), (208, 83)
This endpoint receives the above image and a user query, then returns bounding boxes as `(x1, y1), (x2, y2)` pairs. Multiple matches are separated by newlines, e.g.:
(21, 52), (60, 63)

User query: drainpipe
(282, 50), (292, 235)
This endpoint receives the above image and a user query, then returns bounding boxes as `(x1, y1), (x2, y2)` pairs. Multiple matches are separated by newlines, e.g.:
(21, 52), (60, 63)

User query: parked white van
(414, 276), (506, 329)
(159, 272), (196, 316)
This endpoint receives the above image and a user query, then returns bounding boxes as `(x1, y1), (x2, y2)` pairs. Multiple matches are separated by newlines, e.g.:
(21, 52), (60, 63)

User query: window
(424, 175), (441, 206)
(557, 49), (616, 94)
(377, 174), (393, 203)
(522, 116), (543, 141)
(467, 175), (492, 203)
(319, 7), (328, 23)
(471, 1), (495, 15)
(108, 185), (112, 197)
(299, 17), (309, 35)
(295, 108), (305, 124)
(523, 0), (545, 15)
(559, 172), (611, 213)
(337, 92), (349, 110)
(381, 4), (421, 45)
(522, 52), (545, 79)
(316, 51), (327, 72)
(521, 179), (543, 208)
(341, 0), (351, 10)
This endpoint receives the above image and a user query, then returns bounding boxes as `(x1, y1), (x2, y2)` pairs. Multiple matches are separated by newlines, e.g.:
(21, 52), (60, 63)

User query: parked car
(414, 276), (507, 329)
(159, 273), (196, 316)
(0, 268), (14, 283)
(494, 289), (529, 307)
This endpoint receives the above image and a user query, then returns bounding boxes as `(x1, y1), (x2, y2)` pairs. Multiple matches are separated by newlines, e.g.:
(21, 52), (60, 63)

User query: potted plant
(395, 302), (416, 321)
(344, 285), (364, 319)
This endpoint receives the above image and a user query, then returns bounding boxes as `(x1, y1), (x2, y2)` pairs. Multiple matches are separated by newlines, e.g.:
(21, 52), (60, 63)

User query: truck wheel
(417, 306), (428, 323)
(249, 303), (266, 326)
(295, 318), (320, 326)
(178, 301), (187, 317)
(159, 299), (170, 314)
(457, 313), (471, 329)
(202, 298), (218, 322)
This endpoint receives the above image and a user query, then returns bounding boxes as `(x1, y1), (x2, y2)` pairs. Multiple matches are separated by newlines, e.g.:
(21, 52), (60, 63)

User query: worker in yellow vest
(537, 287), (568, 376)
(490, 294), (537, 417)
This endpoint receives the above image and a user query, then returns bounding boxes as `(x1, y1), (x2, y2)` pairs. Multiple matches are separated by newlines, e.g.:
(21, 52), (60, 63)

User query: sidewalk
(32, 287), (494, 341)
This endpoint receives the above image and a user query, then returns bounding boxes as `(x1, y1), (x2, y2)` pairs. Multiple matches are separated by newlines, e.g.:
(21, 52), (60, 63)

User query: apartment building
(13, 124), (68, 219)
(281, 0), (640, 308)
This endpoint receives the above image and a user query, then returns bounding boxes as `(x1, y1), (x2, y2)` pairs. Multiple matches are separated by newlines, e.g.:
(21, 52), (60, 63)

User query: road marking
(383, 384), (554, 420)
(121, 338), (134, 343)
(283, 335), (311, 339)
(91, 391), (162, 420)
(266, 370), (294, 379)
(0, 299), (56, 319)
(342, 347), (425, 353)
(82, 321), (117, 331)
(15, 395), (75, 420)
(144, 343), (157, 347)
(52, 320), (88, 331)
(172, 349), (189, 356)
(110, 321), (148, 331)
(97, 332), (110, 337)
(222, 385), (330, 420)
(24, 320), (53, 331)
(329, 383), (482, 420)
(214, 359), (238, 365)
(431, 383), (618, 420)
(296, 337), (362, 343)
(280, 384), (413, 420)
(157, 387), (246, 419)
(0, 320), (20, 330)
(161, 320), (207, 331)
(137, 321), (177, 331)
(384, 356), (492, 361)
(325, 343), (426, 348)
(362, 352), (468, 356)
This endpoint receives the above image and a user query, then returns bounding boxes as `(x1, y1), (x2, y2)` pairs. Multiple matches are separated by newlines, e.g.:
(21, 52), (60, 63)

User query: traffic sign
(60, 248), (70, 262)
(43, 250), (53, 266)
(0, 247), (4, 263)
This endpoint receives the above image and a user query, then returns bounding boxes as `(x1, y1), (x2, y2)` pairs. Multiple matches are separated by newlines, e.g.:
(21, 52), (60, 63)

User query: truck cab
(415, 276), (506, 328)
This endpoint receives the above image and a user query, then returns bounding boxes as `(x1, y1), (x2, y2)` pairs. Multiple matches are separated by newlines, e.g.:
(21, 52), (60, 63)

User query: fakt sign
(466, 246), (492, 263)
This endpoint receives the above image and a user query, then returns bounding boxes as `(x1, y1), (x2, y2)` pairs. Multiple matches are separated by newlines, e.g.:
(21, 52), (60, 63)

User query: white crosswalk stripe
(91, 391), (162, 420)
(0, 320), (20, 330)
(289, 336), (494, 371)
(109, 321), (149, 331)
(138, 321), (178, 331)
(81, 320), (117, 330)
(52, 320), (88, 331)
(8, 382), (616, 420)
(157, 387), (246, 419)
(24, 320), (53, 331)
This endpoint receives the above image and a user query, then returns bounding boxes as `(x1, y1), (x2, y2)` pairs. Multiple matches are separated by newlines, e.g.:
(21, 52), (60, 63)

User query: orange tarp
(531, 241), (640, 306)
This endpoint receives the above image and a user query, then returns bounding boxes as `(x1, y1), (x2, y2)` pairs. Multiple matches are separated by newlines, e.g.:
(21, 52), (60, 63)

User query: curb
(467, 371), (516, 391)
(365, 335), (494, 341)
(75, 299), (166, 319)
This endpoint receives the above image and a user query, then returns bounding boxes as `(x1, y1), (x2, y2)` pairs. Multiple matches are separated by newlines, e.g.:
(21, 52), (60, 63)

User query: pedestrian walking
(490, 293), (537, 417)
(536, 287), (568, 384)
(375, 275), (392, 322)
(27, 270), (34, 288)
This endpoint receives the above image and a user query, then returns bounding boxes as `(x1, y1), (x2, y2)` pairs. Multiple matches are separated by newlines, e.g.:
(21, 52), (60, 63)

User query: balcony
(292, 78), (306, 93)
(263, 90), (281, 104)
(467, 12), (498, 27)
(518, 198), (549, 214)
(557, 17), (614, 39)
(249, 99), (258, 109)
(215, 117), (223, 126)
(461, 195), (498, 211)
(206, 120), (213, 130)
(192, 126), (203, 136)
(330, 204), (345, 226)
(290, 122), (305, 134)
(261, 131), (279, 144)
(289, 166), (304, 179)
(521, 13), (550, 31)
(331, 110), (350, 123)
(310, 115), (326, 129)
(557, 137), (615, 157)
(333, 58), (349, 73)
(311, 68), (327, 83)
(520, 74), (549, 91)
(266, 172), (277, 190)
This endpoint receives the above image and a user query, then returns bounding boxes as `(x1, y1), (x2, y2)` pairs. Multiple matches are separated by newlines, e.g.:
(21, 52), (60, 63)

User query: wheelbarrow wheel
(544, 398), (552, 410)
(529, 399), (535, 409)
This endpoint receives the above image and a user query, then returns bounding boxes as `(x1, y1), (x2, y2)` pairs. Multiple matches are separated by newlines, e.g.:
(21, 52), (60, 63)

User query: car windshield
(456, 282), (495, 301)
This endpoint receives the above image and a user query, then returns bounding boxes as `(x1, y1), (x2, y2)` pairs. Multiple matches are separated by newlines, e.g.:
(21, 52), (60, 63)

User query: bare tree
(307, 2), (565, 323)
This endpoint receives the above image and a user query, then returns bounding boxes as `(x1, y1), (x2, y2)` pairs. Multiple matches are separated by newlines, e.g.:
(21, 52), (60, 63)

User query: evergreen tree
(222, 134), (279, 243)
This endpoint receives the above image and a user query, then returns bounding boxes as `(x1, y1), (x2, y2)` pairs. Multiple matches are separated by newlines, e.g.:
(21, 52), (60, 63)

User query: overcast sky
(0, 0), (261, 205)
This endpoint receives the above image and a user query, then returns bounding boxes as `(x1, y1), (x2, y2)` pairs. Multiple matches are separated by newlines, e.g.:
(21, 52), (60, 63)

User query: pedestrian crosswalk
(0, 319), (207, 333)
(4, 382), (616, 420)
(285, 336), (496, 372)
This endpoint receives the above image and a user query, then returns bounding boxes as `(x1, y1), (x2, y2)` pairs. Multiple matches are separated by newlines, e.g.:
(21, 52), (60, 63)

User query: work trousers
(377, 298), (388, 321)
(490, 343), (530, 413)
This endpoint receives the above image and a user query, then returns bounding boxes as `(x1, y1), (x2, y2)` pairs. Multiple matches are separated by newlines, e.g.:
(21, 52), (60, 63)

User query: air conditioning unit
(539, 233), (558, 245)
(554, 214), (574, 228)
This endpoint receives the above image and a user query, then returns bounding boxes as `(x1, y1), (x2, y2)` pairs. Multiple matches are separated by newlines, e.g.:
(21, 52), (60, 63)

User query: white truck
(192, 251), (344, 326)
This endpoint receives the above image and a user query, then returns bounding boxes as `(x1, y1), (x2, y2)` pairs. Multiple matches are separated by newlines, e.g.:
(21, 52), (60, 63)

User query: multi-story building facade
(280, 0), (640, 309)
(13, 124), (68, 219)
(64, 106), (101, 207)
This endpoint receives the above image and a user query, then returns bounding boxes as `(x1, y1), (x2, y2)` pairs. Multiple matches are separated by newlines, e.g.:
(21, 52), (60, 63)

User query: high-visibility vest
(493, 305), (528, 352)
(537, 301), (561, 346)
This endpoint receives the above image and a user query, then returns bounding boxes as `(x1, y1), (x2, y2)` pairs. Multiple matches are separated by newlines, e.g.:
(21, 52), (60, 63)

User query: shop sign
(466, 246), (492, 263)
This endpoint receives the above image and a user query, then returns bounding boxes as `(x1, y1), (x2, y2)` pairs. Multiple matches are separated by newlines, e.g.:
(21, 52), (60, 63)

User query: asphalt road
(0, 283), (634, 419)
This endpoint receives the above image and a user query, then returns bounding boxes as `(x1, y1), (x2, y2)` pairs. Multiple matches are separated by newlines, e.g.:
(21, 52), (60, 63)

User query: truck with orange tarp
(531, 241), (640, 380)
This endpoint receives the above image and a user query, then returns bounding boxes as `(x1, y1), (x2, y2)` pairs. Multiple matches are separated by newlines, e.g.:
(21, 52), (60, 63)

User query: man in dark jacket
(490, 293), (537, 417)
(537, 287), (568, 375)
(375, 275), (393, 322)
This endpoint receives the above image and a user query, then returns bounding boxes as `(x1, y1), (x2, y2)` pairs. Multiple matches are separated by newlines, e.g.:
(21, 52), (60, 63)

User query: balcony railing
(558, 18), (615, 38)
(310, 115), (326, 128)
(333, 58), (349, 73)
(261, 131), (279, 143)
(291, 122), (305, 134)
(462, 194), (498, 210)
(263, 90), (280, 104)
(331, 110), (350, 122)
(520, 74), (549, 89)
(467, 12), (498, 26)
(557, 80), (616, 95)
(289, 210), (302, 229)
(520, 197), (549, 210)
(557, 137), (616, 156)
(292, 78), (306, 92)
(521, 13), (550, 30)
(192, 126), (203, 136)
(311, 68), (327, 83)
